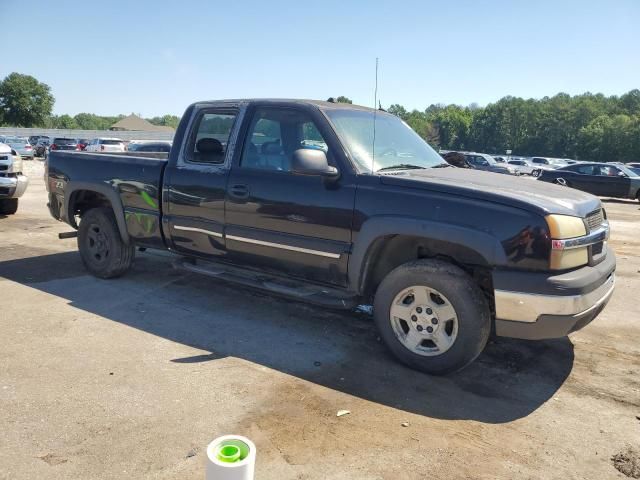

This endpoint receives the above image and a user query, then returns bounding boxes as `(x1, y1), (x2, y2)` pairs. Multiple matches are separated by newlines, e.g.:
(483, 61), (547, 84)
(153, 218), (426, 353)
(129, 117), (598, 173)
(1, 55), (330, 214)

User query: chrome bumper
(0, 174), (29, 198)
(495, 273), (615, 323)
(494, 273), (615, 339)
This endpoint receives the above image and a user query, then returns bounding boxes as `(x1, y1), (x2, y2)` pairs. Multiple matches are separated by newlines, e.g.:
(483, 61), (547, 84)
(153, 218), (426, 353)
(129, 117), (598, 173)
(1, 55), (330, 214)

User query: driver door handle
(230, 184), (249, 199)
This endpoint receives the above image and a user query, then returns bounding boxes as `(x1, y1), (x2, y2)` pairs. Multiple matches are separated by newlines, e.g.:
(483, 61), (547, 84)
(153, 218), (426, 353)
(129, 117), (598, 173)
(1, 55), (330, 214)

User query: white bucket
(205, 435), (256, 480)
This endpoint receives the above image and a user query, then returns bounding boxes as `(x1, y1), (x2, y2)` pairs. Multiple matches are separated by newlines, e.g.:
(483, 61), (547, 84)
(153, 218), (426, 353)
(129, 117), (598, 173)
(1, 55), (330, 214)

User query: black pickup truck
(46, 99), (616, 374)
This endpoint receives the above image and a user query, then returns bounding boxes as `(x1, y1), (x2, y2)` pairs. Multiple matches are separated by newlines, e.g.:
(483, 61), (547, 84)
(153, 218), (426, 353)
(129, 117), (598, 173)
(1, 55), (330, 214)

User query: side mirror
(291, 148), (338, 177)
(617, 171), (627, 177)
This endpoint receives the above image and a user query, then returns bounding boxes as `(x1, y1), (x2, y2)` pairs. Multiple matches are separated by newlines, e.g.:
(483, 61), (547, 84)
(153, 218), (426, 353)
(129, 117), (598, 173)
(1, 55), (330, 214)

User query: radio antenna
(372, 57), (379, 174)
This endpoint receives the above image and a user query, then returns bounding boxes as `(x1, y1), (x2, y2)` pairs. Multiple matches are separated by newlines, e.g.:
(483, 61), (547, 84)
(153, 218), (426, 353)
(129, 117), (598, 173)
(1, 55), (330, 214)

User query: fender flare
(348, 216), (507, 292)
(65, 181), (130, 244)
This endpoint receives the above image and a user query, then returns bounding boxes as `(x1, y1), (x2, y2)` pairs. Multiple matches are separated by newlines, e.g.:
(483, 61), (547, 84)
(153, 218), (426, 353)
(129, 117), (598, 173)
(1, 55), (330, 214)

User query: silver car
(3, 136), (34, 159)
(0, 143), (28, 214)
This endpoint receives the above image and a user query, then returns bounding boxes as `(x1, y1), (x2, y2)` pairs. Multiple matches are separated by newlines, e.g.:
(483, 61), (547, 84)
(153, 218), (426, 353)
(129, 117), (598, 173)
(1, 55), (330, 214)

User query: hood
(379, 167), (601, 217)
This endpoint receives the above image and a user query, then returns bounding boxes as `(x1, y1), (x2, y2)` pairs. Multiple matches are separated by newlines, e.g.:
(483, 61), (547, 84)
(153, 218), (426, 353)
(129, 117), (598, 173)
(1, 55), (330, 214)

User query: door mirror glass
(291, 149), (338, 177)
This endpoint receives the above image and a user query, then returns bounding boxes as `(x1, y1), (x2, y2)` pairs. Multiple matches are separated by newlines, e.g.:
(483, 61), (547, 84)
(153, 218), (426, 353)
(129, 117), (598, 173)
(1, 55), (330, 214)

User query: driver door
(593, 165), (631, 197)
(224, 104), (356, 286)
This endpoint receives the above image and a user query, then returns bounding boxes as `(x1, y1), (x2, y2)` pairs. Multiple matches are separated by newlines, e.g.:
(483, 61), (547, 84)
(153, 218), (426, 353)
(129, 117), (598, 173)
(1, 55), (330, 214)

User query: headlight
(546, 214), (586, 239)
(546, 214), (588, 270)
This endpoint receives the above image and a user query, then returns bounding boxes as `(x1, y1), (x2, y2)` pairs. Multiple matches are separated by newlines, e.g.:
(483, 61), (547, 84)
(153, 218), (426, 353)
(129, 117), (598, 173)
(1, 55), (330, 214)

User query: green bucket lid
(216, 442), (242, 463)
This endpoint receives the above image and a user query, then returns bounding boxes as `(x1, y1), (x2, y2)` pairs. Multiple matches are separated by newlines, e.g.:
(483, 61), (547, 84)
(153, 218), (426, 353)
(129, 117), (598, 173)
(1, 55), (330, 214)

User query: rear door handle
(230, 184), (249, 199)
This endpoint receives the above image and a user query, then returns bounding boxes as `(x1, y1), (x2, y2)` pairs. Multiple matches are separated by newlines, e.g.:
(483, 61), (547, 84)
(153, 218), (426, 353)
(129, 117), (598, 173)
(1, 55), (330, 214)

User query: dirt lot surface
(1, 162), (639, 479)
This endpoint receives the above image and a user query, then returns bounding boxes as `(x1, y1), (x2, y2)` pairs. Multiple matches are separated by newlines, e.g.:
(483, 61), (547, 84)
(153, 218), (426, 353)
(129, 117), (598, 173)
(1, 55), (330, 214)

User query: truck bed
(47, 151), (168, 248)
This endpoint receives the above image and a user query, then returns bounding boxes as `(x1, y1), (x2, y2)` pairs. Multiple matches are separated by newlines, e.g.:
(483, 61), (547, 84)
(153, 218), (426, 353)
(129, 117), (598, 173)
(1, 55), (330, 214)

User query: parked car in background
(49, 137), (81, 153)
(0, 142), (29, 214)
(34, 138), (51, 157)
(77, 139), (90, 151)
(127, 141), (172, 153)
(85, 138), (126, 153)
(537, 162), (640, 201)
(463, 152), (517, 175)
(508, 159), (535, 175)
(442, 151), (471, 168)
(3, 137), (34, 159)
(530, 157), (569, 176)
(29, 135), (48, 146)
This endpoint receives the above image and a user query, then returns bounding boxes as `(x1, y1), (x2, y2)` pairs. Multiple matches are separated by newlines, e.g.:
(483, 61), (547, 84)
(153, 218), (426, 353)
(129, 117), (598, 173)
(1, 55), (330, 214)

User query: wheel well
(360, 235), (495, 314)
(69, 190), (113, 228)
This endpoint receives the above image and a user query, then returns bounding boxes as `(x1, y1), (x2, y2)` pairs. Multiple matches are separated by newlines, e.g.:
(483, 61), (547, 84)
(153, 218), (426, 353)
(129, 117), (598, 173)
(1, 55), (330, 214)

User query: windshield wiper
(377, 164), (426, 172)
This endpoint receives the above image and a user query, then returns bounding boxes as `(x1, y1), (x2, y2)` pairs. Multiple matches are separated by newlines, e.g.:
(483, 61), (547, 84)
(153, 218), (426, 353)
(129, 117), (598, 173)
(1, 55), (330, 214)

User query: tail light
(100, 145), (105, 151)
(75, 144), (81, 151)
(51, 144), (58, 150)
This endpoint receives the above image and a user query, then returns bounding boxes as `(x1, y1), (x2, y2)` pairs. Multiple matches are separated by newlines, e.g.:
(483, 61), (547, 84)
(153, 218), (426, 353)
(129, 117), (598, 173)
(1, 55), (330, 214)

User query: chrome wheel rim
(389, 286), (459, 356)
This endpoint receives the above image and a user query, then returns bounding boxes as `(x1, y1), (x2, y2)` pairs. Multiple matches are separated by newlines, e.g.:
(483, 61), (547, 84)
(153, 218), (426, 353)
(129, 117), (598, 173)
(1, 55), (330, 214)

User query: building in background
(109, 114), (174, 133)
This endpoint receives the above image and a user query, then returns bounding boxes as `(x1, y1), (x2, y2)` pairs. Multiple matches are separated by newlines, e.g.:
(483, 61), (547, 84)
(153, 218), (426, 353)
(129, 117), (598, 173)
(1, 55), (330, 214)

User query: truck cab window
(188, 112), (237, 164)
(240, 108), (329, 171)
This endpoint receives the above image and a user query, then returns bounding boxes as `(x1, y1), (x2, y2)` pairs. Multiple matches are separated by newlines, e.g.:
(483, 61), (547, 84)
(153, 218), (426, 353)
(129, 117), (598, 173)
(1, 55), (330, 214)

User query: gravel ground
(1, 161), (639, 479)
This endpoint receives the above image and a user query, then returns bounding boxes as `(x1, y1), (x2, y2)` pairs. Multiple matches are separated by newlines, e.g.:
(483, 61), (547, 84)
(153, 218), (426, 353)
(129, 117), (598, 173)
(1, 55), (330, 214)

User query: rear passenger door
(163, 107), (240, 257)
(224, 104), (356, 286)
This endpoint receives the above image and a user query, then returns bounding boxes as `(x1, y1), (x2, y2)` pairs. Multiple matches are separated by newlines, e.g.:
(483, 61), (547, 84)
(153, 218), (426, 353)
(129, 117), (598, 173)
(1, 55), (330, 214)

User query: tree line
(387, 90), (640, 162)
(1, 72), (638, 162)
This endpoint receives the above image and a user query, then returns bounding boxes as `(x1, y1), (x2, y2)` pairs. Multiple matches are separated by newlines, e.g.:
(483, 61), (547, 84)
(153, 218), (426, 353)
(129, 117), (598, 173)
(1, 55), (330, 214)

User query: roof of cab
(192, 98), (380, 113)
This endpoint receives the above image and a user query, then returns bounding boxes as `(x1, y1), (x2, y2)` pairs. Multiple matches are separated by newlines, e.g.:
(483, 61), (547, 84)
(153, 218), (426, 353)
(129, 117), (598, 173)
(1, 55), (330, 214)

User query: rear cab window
(185, 110), (238, 164)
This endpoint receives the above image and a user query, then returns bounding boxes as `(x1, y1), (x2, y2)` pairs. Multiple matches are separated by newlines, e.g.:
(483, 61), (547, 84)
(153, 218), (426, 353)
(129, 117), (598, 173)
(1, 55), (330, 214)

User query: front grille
(0, 155), (8, 161)
(0, 165), (7, 171)
(586, 209), (604, 232)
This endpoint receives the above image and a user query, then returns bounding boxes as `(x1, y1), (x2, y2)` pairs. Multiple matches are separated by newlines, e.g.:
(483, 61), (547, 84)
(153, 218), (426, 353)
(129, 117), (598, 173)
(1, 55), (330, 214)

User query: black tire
(373, 259), (491, 375)
(0, 198), (18, 215)
(77, 207), (135, 278)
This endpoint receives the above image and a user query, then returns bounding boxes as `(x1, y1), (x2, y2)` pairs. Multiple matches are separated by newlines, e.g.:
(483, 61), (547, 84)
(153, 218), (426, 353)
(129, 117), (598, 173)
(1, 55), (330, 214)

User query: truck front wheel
(373, 259), (490, 375)
(78, 207), (135, 279)
(0, 198), (18, 215)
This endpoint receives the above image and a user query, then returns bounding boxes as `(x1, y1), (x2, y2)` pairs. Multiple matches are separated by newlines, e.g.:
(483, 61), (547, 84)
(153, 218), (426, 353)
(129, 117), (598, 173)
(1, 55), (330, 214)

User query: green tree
(0, 73), (55, 127)
(335, 96), (352, 104)
(387, 104), (408, 120)
(426, 105), (473, 150)
(148, 114), (180, 129)
(74, 113), (113, 130)
(51, 114), (79, 129)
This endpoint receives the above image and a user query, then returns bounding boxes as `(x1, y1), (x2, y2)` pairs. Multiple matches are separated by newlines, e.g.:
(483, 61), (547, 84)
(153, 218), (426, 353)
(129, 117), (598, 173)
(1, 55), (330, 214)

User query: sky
(1, 0), (639, 117)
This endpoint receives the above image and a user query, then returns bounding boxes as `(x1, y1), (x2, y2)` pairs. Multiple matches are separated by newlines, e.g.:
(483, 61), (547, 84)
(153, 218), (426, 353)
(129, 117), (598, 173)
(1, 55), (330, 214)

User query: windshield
(5, 137), (26, 144)
(618, 164), (640, 177)
(324, 109), (444, 172)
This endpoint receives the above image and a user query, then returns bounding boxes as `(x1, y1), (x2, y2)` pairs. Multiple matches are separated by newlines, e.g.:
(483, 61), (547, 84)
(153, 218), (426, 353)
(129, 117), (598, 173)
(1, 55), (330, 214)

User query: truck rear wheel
(373, 259), (490, 375)
(78, 207), (135, 279)
(0, 198), (18, 215)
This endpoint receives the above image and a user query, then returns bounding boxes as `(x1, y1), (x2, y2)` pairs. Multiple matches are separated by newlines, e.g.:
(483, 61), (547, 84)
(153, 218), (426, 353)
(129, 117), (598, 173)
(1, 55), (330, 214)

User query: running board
(174, 258), (359, 310)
